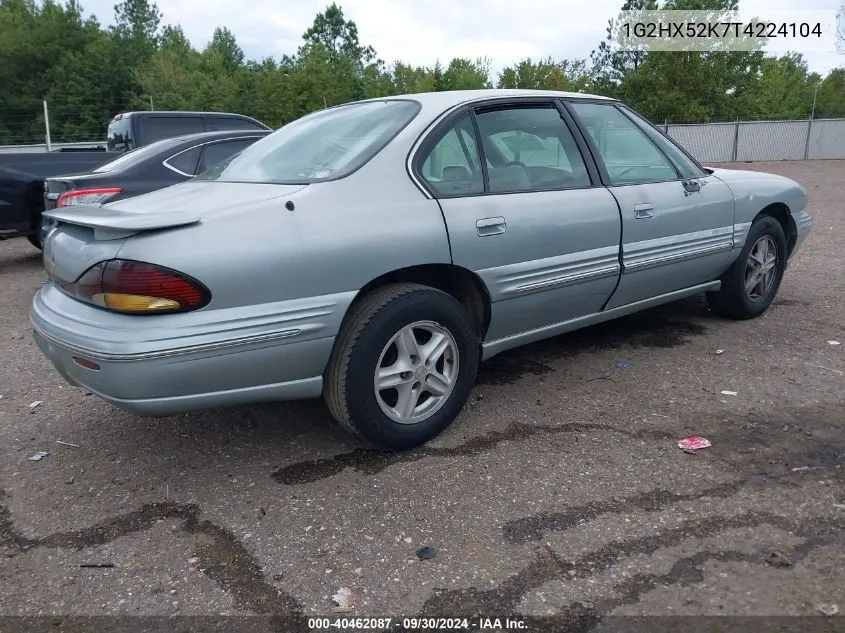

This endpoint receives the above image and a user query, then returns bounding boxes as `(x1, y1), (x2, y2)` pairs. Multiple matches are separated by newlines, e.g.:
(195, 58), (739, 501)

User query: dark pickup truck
(0, 110), (269, 248)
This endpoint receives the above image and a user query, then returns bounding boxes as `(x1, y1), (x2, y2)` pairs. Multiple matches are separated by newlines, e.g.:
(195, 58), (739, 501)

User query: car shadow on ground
(477, 294), (717, 385)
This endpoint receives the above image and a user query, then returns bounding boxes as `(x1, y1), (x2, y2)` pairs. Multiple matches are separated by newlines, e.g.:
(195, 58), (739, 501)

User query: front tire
(324, 283), (479, 450)
(706, 215), (787, 320)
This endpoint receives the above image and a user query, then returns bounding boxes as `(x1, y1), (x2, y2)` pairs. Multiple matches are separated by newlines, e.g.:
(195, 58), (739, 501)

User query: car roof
(361, 89), (615, 109)
(118, 111), (262, 118)
(166, 129), (272, 144)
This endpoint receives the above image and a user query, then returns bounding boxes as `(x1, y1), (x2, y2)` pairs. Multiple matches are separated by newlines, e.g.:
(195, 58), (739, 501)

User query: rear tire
(706, 216), (787, 320)
(26, 230), (42, 250)
(324, 283), (479, 450)
(25, 186), (45, 250)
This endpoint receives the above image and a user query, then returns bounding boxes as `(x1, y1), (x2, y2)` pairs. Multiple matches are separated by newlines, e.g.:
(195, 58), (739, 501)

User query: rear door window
(418, 112), (484, 196)
(474, 105), (591, 192)
(139, 116), (204, 145)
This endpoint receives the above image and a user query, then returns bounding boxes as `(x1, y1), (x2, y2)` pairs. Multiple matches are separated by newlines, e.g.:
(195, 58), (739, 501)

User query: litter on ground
(678, 436), (712, 452)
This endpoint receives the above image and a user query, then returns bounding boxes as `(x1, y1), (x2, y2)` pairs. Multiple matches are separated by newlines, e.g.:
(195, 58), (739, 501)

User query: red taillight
(66, 260), (211, 314)
(56, 187), (122, 208)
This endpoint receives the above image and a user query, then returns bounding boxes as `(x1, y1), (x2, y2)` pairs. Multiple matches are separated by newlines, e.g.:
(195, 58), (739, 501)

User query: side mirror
(682, 179), (701, 194)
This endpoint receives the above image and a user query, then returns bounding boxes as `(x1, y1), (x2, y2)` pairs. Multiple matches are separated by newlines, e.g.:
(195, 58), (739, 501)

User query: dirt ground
(0, 160), (843, 632)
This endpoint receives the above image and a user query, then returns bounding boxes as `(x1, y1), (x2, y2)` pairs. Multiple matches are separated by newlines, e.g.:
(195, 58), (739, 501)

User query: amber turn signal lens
(92, 293), (181, 312)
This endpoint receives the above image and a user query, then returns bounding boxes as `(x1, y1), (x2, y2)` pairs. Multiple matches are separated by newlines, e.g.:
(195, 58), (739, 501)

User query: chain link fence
(664, 118), (845, 162)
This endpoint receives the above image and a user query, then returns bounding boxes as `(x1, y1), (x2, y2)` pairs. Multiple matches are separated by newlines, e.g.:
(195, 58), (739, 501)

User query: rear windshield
(107, 117), (135, 151)
(93, 138), (182, 173)
(196, 100), (420, 184)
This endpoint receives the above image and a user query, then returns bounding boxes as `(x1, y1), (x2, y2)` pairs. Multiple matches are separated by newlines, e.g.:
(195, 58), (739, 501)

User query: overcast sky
(80, 0), (844, 76)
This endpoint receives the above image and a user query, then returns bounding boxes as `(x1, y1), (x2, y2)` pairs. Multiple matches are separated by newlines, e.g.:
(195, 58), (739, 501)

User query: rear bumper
(30, 284), (353, 416)
(32, 327), (326, 416)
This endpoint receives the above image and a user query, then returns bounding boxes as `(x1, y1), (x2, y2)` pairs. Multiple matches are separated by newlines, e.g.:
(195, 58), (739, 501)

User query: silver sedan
(32, 89), (812, 450)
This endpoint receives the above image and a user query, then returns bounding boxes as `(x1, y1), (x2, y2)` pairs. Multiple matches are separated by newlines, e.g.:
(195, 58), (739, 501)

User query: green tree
(0, 0), (112, 143)
(607, 0), (768, 121)
(590, 0), (657, 96)
(746, 53), (821, 120)
(814, 67), (845, 118)
(112, 0), (161, 41)
(391, 62), (435, 93)
(208, 26), (244, 71)
(498, 57), (591, 91)
(439, 57), (492, 90)
(296, 3), (383, 104)
(46, 33), (130, 140)
(301, 2), (375, 65)
(135, 25), (202, 110)
(109, 0), (163, 107)
(240, 58), (291, 126)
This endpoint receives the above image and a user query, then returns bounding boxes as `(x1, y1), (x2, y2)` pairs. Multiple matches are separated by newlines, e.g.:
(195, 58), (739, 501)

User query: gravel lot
(1, 160), (843, 631)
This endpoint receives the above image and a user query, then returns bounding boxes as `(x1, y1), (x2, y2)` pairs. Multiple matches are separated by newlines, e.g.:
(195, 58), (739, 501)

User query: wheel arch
(347, 264), (492, 340)
(756, 202), (797, 256)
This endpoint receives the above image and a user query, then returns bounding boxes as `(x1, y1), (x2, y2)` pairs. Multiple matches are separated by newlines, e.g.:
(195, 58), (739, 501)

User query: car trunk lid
(42, 223), (129, 284)
(41, 180), (307, 285)
(44, 173), (120, 211)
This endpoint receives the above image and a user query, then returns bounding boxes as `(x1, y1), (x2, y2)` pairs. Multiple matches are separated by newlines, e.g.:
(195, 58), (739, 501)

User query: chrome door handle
(476, 216), (507, 236)
(633, 204), (654, 219)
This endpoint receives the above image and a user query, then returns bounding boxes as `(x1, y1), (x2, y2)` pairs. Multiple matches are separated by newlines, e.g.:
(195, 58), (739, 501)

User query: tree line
(1, 0), (843, 144)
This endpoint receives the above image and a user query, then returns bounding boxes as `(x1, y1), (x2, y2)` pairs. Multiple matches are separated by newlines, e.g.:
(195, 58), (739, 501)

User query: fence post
(803, 116), (813, 160)
(731, 117), (739, 161)
(42, 100), (52, 152)
(664, 119), (668, 134)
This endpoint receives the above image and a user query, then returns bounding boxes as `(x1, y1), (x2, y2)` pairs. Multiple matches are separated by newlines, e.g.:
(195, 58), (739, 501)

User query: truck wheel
(324, 283), (479, 450)
(706, 216), (787, 320)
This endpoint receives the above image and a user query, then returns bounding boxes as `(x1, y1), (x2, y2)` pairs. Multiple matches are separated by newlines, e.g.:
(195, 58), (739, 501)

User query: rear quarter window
(164, 146), (202, 175)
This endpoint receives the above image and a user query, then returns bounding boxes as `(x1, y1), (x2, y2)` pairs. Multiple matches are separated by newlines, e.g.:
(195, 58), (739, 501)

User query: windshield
(196, 100), (420, 184)
(93, 138), (182, 173)
(107, 117), (135, 151)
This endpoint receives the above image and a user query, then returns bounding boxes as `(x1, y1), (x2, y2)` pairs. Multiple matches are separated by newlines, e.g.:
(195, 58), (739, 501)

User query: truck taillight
(62, 260), (211, 314)
(56, 187), (122, 208)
